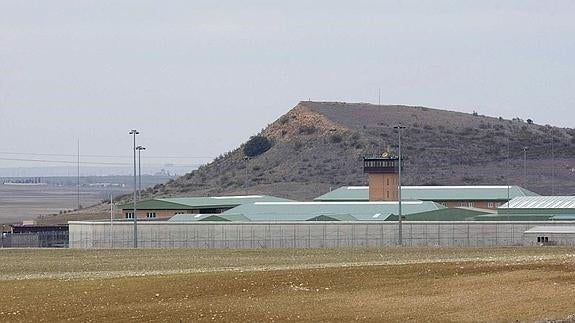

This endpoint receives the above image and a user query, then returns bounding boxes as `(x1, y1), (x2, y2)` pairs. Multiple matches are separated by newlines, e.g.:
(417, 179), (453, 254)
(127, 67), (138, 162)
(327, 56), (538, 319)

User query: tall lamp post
(129, 129), (139, 248)
(393, 124), (406, 246)
(136, 146), (146, 200)
(551, 130), (555, 195)
(523, 146), (528, 188)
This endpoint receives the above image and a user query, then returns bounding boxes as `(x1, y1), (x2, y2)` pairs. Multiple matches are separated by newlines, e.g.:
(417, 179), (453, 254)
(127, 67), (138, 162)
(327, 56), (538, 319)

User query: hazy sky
(1, 1), (574, 170)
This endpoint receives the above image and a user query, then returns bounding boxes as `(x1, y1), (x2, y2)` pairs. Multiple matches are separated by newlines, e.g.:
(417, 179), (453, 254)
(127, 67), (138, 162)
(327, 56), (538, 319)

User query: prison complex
(71, 153), (575, 248)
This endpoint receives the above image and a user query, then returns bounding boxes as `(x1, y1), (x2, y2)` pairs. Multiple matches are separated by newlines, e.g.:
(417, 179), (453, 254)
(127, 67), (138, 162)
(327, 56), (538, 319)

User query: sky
(1, 0), (574, 172)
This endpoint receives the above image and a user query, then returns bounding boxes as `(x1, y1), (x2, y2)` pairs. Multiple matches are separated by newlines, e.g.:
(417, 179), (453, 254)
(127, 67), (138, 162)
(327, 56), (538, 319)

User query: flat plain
(0, 184), (127, 224)
(1, 247), (575, 322)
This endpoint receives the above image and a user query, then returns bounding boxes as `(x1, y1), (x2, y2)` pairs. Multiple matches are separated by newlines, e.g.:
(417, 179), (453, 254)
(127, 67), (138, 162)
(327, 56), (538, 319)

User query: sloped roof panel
(499, 196), (575, 209)
(307, 214), (359, 221)
(524, 226), (575, 234)
(386, 207), (493, 221)
(119, 195), (292, 210)
(314, 186), (538, 202)
(220, 201), (445, 221)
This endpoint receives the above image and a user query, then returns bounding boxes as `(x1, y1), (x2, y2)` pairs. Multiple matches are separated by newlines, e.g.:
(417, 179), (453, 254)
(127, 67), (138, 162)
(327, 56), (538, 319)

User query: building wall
(121, 207), (232, 219)
(438, 201), (505, 209)
(69, 221), (575, 249)
(524, 232), (575, 245)
(368, 173), (398, 201)
(121, 209), (195, 220)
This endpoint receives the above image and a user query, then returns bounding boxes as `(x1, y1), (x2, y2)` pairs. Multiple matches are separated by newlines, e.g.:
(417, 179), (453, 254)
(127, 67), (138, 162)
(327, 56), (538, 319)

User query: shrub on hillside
(298, 125), (318, 135)
(330, 133), (343, 143)
(243, 135), (272, 157)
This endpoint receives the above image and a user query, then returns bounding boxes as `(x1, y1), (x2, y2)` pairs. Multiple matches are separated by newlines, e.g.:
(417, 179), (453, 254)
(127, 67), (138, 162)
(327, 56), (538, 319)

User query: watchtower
(363, 153), (400, 201)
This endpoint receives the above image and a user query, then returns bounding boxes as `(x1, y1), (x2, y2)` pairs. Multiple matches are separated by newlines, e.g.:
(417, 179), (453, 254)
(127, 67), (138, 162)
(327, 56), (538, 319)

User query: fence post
(511, 223), (514, 245)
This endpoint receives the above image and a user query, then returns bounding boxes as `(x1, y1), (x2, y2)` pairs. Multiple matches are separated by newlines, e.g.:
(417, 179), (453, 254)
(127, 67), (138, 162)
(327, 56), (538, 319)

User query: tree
(243, 135), (272, 157)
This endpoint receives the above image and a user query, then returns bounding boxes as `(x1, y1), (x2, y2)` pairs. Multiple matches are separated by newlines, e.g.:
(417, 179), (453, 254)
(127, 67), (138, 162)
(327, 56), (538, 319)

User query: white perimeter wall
(69, 221), (575, 249)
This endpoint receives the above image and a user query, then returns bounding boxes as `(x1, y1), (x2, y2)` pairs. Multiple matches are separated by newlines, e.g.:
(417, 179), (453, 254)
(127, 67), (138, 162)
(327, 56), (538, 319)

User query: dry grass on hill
(149, 101), (575, 201)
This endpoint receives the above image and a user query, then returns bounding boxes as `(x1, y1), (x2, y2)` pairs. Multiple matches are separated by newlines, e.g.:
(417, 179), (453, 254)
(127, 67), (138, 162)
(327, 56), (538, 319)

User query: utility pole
(129, 129), (139, 248)
(551, 130), (555, 195)
(244, 156), (250, 195)
(110, 193), (114, 246)
(77, 139), (80, 210)
(136, 146), (146, 200)
(110, 193), (113, 226)
(523, 146), (528, 188)
(393, 124), (406, 246)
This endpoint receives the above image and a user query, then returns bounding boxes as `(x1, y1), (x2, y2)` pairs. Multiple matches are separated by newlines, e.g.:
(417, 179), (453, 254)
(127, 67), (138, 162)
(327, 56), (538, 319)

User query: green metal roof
(307, 214), (359, 221)
(315, 187), (368, 201)
(500, 196), (575, 209)
(119, 195), (292, 210)
(550, 215), (575, 221)
(168, 213), (251, 222)
(314, 185), (539, 202)
(217, 201), (445, 221)
(385, 207), (493, 221)
(498, 197), (575, 216)
(473, 214), (552, 221)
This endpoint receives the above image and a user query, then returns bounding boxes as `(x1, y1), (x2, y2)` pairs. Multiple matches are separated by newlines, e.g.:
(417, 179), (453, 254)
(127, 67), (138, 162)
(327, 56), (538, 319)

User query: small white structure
(524, 226), (575, 246)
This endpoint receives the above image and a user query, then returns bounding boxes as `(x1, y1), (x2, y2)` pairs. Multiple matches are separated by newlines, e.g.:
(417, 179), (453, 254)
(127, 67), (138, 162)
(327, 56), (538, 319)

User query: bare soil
(1, 247), (575, 322)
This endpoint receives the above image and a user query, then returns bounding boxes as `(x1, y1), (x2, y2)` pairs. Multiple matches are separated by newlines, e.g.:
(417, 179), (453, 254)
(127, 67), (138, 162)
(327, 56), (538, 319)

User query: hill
(143, 101), (575, 201)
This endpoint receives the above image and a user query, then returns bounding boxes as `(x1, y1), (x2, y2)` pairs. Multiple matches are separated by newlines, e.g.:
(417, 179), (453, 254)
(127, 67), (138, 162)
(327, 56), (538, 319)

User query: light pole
(506, 138), (510, 214)
(393, 124), (406, 246)
(129, 129), (139, 248)
(136, 146), (146, 201)
(523, 146), (528, 188)
(244, 156), (250, 195)
(77, 139), (80, 210)
(551, 130), (555, 195)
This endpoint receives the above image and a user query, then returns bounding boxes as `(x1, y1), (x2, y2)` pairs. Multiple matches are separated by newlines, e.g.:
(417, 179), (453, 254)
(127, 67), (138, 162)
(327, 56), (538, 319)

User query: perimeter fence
(68, 221), (573, 249)
(1, 232), (69, 248)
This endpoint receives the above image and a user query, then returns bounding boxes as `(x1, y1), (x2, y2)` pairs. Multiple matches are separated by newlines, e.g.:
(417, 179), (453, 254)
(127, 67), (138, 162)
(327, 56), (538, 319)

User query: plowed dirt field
(1, 247), (575, 322)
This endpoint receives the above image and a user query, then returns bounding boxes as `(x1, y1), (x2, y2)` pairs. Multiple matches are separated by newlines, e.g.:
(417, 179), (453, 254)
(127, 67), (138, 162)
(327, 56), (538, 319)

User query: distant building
(315, 185), (539, 209)
(474, 196), (575, 221)
(118, 195), (292, 220)
(168, 200), (446, 222)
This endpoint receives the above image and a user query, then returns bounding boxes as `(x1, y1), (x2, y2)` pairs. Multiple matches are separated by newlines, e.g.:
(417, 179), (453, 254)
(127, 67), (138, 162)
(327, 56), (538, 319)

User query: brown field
(0, 185), (128, 224)
(1, 247), (575, 322)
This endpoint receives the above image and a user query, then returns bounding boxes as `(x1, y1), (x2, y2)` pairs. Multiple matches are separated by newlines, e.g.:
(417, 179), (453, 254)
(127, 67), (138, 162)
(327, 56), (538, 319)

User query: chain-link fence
(69, 221), (575, 249)
(2, 232), (69, 248)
